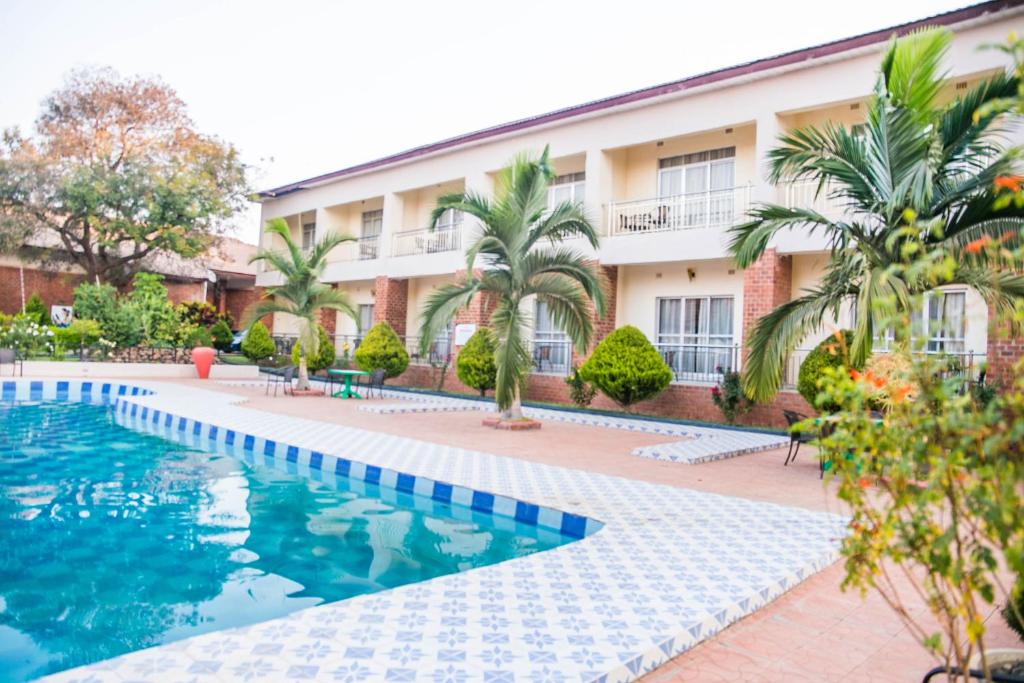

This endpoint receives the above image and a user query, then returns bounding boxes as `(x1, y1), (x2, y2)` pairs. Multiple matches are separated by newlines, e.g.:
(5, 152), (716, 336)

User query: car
(228, 329), (247, 353)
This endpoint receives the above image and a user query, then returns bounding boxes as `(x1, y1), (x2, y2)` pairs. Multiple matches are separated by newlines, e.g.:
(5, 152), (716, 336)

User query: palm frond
(528, 275), (594, 353)
(489, 298), (531, 412)
(417, 278), (481, 356)
(729, 205), (849, 267)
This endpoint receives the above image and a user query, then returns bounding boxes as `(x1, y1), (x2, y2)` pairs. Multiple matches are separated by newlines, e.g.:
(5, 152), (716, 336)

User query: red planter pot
(191, 346), (215, 379)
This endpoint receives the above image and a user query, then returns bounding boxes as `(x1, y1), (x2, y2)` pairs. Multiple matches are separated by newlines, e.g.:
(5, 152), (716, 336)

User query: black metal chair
(0, 348), (23, 377)
(782, 409), (816, 467)
(922, 665), (1023, 682)
(357, 368), (386, 398)
(266, 366), (295, 396)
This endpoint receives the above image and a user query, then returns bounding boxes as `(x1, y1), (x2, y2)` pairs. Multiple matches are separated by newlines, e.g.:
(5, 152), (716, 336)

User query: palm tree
(247, 218), (358, 391)
(418, 146), (605, 420)
(730, 28), (1024, 402)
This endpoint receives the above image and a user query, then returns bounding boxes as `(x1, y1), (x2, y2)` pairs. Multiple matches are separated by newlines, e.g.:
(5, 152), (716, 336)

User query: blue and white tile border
(7, 379), (846, 683)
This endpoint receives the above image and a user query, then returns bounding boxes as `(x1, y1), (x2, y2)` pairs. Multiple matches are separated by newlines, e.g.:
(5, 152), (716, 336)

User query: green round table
(328, 369), (369, 399)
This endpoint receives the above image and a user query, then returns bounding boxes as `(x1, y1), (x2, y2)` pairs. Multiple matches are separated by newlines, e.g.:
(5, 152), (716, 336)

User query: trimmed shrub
(353, 322), (409, 379)
(241, 321), (275, 362)
(797, 330), (855, 413)
(456, 328), (497, 396)
(579, 326), (673, 409)
(54, 319), (103, 349)
(291, 325), (336, 372)
(24, 293), (49, 325)
(211, 319), (233, 352)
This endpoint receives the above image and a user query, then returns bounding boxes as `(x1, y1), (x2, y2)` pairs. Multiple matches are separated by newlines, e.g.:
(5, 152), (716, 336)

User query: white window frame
(656, 295), (736, 379)
(361, 209), (383, 237)
(533, 299), (571, 375)
(869, 289), (967, 355)
(301, 221), (316, 251)
(358, 304), (375, 333)
(547, 172), (586, 210)
(657, 147), (736, 228)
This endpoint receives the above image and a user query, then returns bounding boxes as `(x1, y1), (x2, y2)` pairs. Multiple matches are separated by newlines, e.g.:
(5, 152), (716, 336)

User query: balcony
(655, 343), (740, 384)
(782, 179), (847, 219)
(608, 185), (752, 237)
(392, 226), (461, 258)
(358, 235), (380, 261)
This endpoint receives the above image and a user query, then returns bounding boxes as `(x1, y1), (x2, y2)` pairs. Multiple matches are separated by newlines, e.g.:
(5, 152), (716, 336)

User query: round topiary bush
(353, 322), (409, 378)
(579, 325), (673, 410)
(797, 330), (855, 413)
(242, 320), (275, 362)
(291, 325), (336, 373)
(456, 328), (497, 396)
(211, 319), (234, 353)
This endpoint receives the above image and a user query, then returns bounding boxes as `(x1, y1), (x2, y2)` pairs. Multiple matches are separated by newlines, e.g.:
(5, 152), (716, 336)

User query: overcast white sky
(0, 0), (975, 243)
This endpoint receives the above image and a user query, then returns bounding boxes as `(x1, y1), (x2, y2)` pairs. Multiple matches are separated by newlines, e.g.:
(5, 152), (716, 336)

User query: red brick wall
(253, 287), (274, 332)
(164, 281), (205, 305)
(987, 302), (1023, 387)
(392, 364), (810, 429)
(373, 276), (409, 335)
(225, 288), (260, 329)
(0, 265), (85, 316)
(742, 248), (792, 345)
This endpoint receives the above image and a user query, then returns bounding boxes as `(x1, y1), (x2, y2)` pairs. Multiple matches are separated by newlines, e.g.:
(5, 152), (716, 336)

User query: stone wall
(96, 346), (195, 364)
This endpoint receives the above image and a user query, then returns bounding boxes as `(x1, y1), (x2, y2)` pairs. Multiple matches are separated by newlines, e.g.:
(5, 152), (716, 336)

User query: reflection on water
(0, 401), (569, 681)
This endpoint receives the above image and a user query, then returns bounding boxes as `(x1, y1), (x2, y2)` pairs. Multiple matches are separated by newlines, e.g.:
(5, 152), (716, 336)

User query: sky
(0, 0), (977, 244)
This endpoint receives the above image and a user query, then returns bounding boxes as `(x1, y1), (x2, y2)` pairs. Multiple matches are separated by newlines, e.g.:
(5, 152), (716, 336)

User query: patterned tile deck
(23, 379), (845, 683)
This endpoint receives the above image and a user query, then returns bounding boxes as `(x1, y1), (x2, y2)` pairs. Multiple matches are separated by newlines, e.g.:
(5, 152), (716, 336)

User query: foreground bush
(797, 330), (854, 412)
(241, 321), (275, 362)
(456, 328), (497, 396)
(24, 293), (49, 326)
(211, 319), (233, 352)
(291, 325), (335, 372)
(354, 322), (409, 378)
(579, 326), (672, 409)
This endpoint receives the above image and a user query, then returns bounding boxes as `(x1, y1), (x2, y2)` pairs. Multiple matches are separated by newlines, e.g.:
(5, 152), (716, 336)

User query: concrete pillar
(753, 111), (783, 205)
(380, 192), (405, 261)
(373, 276), (409, 336)
(584, 148), (613, 236)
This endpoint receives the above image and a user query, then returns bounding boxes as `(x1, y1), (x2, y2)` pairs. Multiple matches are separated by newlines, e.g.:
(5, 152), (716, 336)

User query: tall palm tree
(418, 146), (605, 420)
(730, 28), (1024, 402)
(247, 218), (358, 391)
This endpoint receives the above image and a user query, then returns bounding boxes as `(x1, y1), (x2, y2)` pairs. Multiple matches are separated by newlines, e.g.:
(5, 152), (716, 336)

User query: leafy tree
(123, 272), (177, 345)
(796, 330), (855, 413)
(72, 282), (118, 325)
(24, 293), (48, 325)
(0, 67), (249, 285)
(247, 218), (357, 389)
(730, 28), (1024, 402)
(579, 326), (672, 410)
(210, 319), (233, 353)
(354, 322), (409, 378)
(241, 320), (275, 362)
(291, 325), (335, 372)
(418, 146), (605, 419)
(456, 328), (498, 396)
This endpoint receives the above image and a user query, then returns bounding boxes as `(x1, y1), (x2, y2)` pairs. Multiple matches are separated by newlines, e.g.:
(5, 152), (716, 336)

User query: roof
(258, 0), (1024, 199)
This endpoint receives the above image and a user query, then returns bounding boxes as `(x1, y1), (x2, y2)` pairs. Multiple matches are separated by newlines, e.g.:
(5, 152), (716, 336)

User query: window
(656, 295), (735, 378)
(435, 208), (462, 231)
(547, 172), (586, 209)
(301, 222), (316, 251)
(533, 300), (571, 374)
(428, 322), (453, 364)
(360, 210), (382, 260)
(867, 290), (967, 355)
(657, 147), (736, 227)
(358, 304), (375, 333)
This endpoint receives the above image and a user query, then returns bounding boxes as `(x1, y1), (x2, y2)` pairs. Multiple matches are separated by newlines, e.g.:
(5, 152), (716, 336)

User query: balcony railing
(783, 178), (847, 219)
(392, 226), (461, 257)
(358, 234), (380, 260)
(608, 185), (752, 237)
(781, 347), (987, 389)
(655, 343), (740, 384)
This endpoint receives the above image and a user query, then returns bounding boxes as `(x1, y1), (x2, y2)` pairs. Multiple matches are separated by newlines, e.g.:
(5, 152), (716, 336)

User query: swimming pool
(0, 399), (572, 681)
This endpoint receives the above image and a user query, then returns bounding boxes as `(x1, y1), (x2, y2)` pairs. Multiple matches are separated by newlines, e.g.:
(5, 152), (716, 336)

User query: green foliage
(291, 325), (335, 372)
(24, 293), (48, 325)
(185, 326), (213, 349)
(1004, 578), (1024, 642)
(177, 301), (228, 328)
(72, 283), (118, 326)
(210, 319), (233, 352)
(104, 304), (144, 348)
(797, 331), (855, 413)
(416, 146), (605, 417)
(579, 326), (672, 409)
(456, 328), (498, 396)
(123, 272), (178, 345)
(353, 322), (409, 379)
(241, 321), (275, 362)
(0, 316), (54, 356)
(710, 370), (753, 424)
(53, 318), (103, 349)
(564, 365), (597, 408)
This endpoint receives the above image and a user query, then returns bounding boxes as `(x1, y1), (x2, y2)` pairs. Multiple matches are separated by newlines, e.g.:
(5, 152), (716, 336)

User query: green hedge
(797, 330), (855, 413)
(353, 322), (409, 378)
(456, 328), (497, 396)
(291, 325), (336, 372)
(579, 326), (673, 409)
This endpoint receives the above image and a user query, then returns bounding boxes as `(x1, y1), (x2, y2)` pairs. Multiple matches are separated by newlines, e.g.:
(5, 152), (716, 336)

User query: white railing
(608, 185), (752, 237)
(783, 179), (847, 219)
(392, 226), (461, 257)
(781, 347), (987, 390)
(358, 235), (380, 261)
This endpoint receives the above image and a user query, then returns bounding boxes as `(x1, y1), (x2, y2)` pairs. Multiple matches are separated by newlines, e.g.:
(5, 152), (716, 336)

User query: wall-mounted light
(656, 141), (664, 147)
(725, 127), (733, 134)
(687, 268), (696, 282)
(655, 272), (662, 279)
(850, 103), (860, 110)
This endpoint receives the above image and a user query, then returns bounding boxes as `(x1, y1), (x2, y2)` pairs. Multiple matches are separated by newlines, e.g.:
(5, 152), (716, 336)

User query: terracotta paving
(172, 381), (1021, 681)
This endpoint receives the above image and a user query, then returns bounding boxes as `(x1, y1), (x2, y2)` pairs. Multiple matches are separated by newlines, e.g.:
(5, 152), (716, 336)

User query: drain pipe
(18, 263), (25, 313)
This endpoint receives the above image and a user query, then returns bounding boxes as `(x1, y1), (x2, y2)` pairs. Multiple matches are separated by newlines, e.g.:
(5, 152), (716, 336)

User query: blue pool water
(0, 401), (571, 681)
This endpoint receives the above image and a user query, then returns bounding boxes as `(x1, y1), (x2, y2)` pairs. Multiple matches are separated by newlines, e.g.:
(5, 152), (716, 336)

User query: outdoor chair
(0, 348), (22, 377)
(357, 368), (386, 399)
(266, 366), (296, 396)
(782, 409), (816, 468)
(534, 345), (552, 373)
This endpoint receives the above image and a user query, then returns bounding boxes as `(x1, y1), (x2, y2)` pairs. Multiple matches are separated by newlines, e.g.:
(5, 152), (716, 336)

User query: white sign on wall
(454, 323), (477, 346)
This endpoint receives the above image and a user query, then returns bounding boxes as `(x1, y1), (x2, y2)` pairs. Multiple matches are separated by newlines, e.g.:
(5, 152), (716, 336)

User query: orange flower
(965, 235), (992, 254)
(833, 330), (844, 341)
(995, 175), (1023, 192)
(849, 368), (863, 381)
(891, 384), (912, 404)
(858, 477), (871, 490)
